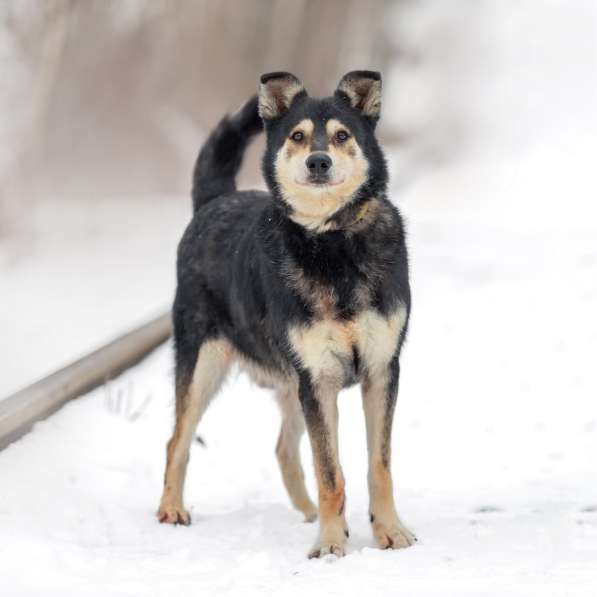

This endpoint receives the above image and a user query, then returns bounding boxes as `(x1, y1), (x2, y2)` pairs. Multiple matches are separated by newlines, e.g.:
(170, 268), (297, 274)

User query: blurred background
(1, 0), (596, 397)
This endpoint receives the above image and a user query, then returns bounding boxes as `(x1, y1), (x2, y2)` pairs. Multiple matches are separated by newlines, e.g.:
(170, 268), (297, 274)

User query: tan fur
(289, 320), (353, 383)
(362, 372), (416, 549)
(275, 385), (318, 522)
(274, 119), (368, 232)
(355, 305), (408, 374)
(158, 339), (234, 524)
(309, 472), (346, 558)
(288, 304), (407, 384)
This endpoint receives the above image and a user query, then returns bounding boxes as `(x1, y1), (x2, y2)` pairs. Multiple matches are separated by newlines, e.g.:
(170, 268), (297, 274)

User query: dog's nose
(306, 152), (332, 177)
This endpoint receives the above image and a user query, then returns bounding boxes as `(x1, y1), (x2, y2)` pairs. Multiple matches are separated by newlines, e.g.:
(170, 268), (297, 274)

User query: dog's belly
(236, 352), (297, 391)
(288, 304), (407, 385)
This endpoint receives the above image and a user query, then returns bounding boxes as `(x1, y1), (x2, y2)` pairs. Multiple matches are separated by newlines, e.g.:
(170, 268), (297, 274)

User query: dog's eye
(335, 130), (350, 143)
(291, 131), (304, 142)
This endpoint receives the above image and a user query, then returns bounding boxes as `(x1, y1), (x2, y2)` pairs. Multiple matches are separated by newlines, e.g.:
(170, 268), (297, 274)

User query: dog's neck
(282, 194), (380, 234)
(324, 196), (376, 231)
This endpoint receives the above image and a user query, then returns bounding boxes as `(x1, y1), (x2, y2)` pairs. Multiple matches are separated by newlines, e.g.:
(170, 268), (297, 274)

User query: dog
(157, 71), (415, 558)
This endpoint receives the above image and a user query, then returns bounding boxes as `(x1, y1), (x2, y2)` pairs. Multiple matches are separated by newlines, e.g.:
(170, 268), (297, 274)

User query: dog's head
(259, 71), (387, 231)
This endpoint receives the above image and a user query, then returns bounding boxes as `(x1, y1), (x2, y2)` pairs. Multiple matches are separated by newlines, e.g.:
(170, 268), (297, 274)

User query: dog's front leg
(298, 373), (348, 558)
(362, 356), (416, 549)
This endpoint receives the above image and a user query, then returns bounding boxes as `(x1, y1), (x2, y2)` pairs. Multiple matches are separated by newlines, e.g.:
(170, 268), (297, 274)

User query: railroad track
(0, 313), (171, 450)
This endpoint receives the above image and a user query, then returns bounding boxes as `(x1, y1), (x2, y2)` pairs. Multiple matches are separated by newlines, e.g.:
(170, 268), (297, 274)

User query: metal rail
(0, 312), (171, 450)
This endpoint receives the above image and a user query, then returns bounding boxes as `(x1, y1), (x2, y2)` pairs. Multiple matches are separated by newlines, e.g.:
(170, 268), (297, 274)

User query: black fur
(192, 96), (262, 212)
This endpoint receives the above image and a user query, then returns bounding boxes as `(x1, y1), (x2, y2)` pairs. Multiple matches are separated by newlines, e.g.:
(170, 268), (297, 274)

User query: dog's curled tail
(192, 95), (263, 212)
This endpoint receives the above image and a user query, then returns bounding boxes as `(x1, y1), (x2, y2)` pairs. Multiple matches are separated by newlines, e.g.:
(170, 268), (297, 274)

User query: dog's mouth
(295, 177), (345, 188)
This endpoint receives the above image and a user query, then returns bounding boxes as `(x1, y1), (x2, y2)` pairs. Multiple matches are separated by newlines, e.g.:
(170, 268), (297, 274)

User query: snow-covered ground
(2, 1), (597, 594)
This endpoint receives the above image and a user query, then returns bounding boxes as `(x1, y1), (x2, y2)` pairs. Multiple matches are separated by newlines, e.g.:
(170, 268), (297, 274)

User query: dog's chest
(288, 304), (406, 383)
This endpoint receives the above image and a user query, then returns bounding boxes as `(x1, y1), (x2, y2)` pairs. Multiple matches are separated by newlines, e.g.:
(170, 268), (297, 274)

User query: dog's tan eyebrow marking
(290, 119), (314, 138)
(326, 119), (351, 138)
(285, 119), (313, 158)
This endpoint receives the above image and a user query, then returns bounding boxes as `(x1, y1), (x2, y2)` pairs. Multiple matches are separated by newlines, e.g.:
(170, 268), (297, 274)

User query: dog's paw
(308, 542), (345, 559)
(157, 505), (191, 526)
(308, 524), (347, 559)
(371, 516), (416, 549)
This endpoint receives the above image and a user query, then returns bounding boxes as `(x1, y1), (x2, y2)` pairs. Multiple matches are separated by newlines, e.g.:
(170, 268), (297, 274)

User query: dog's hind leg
(362, 356), (416, 549)
(157, 337), (233, 525)
(275, 385), (318, 523)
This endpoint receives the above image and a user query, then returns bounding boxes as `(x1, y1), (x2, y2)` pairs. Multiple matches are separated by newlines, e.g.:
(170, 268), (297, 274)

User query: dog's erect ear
(258, 72), (306, 120)
(334, 71), (382, 121)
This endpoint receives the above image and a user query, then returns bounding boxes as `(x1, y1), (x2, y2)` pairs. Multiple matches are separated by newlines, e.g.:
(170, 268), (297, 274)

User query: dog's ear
(334, 71), (382, 122)
(258, 72), (306, 120)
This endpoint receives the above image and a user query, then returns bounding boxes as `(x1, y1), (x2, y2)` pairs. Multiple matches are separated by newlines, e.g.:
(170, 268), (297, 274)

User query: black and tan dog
(157, 71), (415, 558)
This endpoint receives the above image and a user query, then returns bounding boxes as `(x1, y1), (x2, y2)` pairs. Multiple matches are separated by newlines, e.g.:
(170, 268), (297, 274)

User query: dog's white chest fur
(288, 305), (407, 382)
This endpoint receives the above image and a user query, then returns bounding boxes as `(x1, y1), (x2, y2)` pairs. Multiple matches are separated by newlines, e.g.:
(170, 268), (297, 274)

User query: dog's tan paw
(371, 516), (416, 549)
(308, 542), (345, 559)
(308, 524), (347, 559)
(157, 505), (191, 525)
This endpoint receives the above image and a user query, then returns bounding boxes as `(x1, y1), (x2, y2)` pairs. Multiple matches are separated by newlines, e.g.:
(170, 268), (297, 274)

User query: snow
(2, 0), (597, 594)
